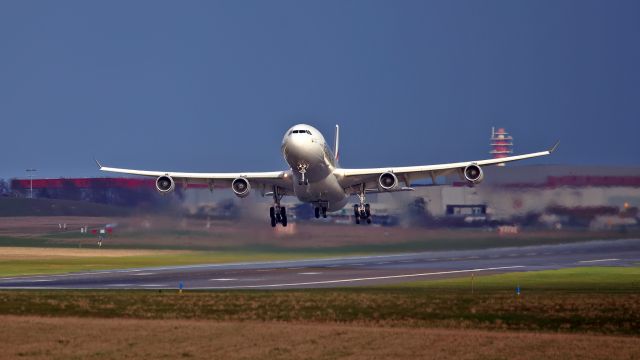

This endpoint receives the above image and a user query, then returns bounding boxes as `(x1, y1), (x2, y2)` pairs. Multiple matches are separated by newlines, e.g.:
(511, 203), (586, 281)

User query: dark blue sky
(1, 1), (638, 179)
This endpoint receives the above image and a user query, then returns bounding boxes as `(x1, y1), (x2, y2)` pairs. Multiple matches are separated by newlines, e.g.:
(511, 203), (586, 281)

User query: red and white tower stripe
(490, 127), (513, 166)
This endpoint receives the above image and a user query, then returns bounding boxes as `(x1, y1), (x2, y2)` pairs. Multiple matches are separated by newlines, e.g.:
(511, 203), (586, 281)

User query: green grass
(0, 250), (347, 277)
(0, 267), (638, 335)
(394, 266), (640, 292)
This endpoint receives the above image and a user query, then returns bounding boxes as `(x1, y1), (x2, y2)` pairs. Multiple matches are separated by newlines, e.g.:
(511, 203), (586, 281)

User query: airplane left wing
(335, 142), (558, 193)
(96, 161), (294, 194)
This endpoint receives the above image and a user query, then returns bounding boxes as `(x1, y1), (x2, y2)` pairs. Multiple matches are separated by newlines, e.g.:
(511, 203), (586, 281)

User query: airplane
(97, 124), (558, 227)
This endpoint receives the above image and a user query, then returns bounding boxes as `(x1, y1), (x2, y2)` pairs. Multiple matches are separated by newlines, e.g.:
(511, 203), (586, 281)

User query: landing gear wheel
(366, 218), (372, 224)
(353, 204), (360, 224)
(321, 207), (327, 218)
(364, 204), (371, 218)
(281, 207), (287, 227)
(315, 207), (320, 219)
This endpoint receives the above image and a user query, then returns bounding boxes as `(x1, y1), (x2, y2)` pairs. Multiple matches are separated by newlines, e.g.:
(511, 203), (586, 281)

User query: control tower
(490, 127), (513, 166)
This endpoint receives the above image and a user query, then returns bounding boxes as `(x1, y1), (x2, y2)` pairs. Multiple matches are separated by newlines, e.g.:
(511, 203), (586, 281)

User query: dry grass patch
(0, 316), (638, 360)
(0, 247), (187, 260)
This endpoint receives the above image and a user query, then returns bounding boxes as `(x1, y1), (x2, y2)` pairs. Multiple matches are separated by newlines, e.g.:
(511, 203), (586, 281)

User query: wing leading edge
(95, 161), (294, 193)
(336, 142), (558, 190)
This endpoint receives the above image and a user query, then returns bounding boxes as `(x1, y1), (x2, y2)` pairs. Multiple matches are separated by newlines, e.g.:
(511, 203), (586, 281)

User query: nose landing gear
(297, 163), (309, 185)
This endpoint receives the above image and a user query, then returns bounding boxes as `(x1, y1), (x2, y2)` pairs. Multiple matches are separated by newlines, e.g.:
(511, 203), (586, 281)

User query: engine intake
(155, 175), (175, 193)
(378, 172), (399, 190)
(232, 177), (251, 198)
(463, 164), (484, 184)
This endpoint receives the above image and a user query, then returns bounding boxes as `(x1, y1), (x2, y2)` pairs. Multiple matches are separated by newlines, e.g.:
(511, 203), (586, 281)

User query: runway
(1, 238), (639, 290)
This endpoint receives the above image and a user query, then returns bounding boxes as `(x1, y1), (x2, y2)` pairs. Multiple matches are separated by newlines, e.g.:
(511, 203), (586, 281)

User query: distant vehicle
(97, 124), (557, 227)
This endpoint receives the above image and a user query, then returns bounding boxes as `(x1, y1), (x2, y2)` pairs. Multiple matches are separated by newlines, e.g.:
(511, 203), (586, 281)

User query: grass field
(1, 264), (638, 359)
(2, 316), (638, 360)
(397, 265), (640, 291)
(0, 247), (346, 277)
(0, 267), (638, 335)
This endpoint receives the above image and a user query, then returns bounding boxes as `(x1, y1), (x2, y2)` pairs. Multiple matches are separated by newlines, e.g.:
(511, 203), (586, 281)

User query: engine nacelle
(463, 164), (484, 184)
(378, 172), (399, 190)
(155, 175), (175, 193)
(231, 177), (251, 198)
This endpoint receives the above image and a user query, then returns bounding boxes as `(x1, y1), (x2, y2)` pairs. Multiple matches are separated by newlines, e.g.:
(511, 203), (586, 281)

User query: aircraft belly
(294, 174), (347, 212)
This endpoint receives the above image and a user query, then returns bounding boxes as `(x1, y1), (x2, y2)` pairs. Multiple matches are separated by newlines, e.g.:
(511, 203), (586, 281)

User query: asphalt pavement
(0, 238), (638, 290)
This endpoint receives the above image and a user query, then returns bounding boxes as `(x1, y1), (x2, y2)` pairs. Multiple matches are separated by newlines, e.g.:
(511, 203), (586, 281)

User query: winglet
(549, 141), (560, 154)
(94, 158), (103, 169)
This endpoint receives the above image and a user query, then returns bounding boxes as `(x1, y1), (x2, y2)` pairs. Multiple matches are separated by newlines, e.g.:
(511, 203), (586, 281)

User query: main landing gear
(354, 184), (372, 224)
(269, 186), (287, 227)
(270, 206), (287, 227)
(314, 205), (328, 219)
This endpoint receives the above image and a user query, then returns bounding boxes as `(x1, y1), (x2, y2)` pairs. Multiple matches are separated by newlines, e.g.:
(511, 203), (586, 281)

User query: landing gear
(354, 184), (372, 225)
(314, 204), (328, 219)
(269, 186), (287, 227)
(297, 163), (309, 185)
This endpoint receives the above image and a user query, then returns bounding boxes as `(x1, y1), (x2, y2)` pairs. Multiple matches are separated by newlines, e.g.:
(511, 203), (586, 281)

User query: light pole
(25, 169), (37, 199)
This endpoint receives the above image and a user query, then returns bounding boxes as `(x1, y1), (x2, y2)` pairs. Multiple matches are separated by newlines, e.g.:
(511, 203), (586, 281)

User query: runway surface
(1, 238), (639, 290)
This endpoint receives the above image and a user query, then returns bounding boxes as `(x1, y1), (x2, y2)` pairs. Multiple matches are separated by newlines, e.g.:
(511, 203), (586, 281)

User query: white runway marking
(131, 273), (154, 276)
(209, 278), (237, 281)
(578, 258), (620, 263)
(106, 284), (135, 287)
(195, 266), (526, 289)
(138, 284), (167, 287)
(298, 272), (321, 275)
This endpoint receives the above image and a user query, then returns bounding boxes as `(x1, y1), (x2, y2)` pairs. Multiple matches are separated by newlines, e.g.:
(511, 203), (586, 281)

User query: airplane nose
(284, 135), (308, 159)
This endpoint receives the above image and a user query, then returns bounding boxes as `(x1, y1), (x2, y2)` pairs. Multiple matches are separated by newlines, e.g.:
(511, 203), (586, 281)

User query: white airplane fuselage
(281, 124), (348, 211)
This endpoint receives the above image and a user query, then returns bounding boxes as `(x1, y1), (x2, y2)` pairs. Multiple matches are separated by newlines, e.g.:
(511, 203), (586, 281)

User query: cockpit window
(290, 129), (312, 135)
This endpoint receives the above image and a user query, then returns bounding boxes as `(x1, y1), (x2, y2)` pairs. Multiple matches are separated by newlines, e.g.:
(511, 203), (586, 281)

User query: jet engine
(155, 175), (175, 193)
(378, 172), (399, 190)
(232, 177), (251, 198)
(463, 164), (484, 184)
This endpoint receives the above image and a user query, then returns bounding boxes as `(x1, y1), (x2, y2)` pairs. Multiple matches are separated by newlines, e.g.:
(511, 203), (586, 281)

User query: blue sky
(1, 0), (638, 179)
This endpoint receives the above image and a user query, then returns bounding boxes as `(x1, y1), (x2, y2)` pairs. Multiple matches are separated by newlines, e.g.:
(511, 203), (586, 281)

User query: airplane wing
(336, 142), (559, 193)
(96, 161), (294, 195)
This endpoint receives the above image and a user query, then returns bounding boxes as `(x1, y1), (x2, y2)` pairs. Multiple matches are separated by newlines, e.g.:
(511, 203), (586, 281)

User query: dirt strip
(0, 316), (638, 360)
(0, 247), (186, 259)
